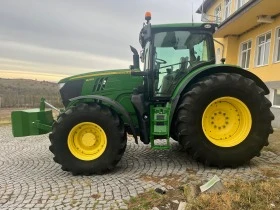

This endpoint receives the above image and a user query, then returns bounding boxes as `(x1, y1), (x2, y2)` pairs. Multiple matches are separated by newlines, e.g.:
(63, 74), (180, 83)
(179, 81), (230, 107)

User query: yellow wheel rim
(202, 97), (252, 147)
(67, 122), (107, 161)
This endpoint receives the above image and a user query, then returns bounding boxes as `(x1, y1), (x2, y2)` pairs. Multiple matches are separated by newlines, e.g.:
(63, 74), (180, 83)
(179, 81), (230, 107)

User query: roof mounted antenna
(192, 2), (194, 25)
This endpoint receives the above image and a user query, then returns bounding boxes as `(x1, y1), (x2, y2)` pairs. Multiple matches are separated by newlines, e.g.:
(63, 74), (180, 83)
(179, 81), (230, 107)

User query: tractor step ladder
(150, 106), (171, 150)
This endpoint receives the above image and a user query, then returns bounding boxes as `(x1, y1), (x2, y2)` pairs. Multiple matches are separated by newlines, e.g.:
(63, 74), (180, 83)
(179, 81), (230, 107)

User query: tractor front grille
(92, 77), (108, 92)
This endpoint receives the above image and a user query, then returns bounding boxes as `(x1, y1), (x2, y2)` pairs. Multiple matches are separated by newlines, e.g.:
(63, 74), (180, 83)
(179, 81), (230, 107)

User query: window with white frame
(274, 27), (280, 63)
(236, 0), (246, 9)
(273, 89), (280, 107)
(214, 4), (222, 23)
(240, 40), (251, 69)
(256, 32), (271, 66)
(224, 0), (232, 19)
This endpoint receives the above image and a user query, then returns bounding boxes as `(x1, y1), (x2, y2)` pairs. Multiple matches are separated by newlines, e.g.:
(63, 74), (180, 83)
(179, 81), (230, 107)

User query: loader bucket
(11, 109), (54, 137)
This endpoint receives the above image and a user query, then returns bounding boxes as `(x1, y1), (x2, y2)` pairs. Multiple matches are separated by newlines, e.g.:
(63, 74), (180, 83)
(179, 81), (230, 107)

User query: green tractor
(12, 13), (274, 175)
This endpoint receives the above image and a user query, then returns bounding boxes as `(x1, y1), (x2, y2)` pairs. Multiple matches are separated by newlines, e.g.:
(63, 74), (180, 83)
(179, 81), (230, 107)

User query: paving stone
(0, 125), (279, 209)
(24, 204), (35, 208)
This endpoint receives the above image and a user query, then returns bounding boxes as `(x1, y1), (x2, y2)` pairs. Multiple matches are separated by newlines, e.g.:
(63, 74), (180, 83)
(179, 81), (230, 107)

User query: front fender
(68, 95), (138, 143)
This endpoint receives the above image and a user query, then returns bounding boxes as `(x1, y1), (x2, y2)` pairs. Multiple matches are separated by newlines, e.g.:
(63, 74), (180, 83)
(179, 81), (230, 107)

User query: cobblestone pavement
(0, 125), (279, 209)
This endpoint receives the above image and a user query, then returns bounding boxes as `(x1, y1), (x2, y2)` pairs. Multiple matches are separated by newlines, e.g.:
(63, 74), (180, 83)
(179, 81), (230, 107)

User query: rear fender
(68, 95), (138, 143)
(170, 65), (269, 123)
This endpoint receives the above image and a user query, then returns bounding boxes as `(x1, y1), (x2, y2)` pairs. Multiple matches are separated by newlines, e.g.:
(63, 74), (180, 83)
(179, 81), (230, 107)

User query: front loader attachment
(11, 98), (54, 137)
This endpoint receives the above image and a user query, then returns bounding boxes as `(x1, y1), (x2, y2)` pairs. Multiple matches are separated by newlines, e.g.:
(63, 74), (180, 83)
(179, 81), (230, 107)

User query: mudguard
(170, 65), (269, 123)
(68, 95), (138, 142)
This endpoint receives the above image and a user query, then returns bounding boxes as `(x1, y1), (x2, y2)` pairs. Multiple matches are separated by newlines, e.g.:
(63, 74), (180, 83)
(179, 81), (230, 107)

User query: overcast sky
(0, 0), (202, 79)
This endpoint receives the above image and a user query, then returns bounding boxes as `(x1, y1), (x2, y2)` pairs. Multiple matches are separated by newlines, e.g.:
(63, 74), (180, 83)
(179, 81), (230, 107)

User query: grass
(259, 166), (280, 178)
(0, 78), (61, 108)
(191, 179), (280, 210)
(127, 179), (280, 210)
(0, 78), (59, 96)
(0, 108), (13, 125)
(127, 189), (184, 210)
(0, 120), (11, 125)
(0, 78), (62, 125)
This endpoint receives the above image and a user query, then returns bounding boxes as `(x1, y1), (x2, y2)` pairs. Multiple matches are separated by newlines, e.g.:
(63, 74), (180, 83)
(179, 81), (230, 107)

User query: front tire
(49, 103), (126, 175)
(175, 73), (274, 167)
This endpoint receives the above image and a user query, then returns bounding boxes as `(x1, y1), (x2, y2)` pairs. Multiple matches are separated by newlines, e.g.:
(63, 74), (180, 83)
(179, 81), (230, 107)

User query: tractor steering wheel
(156, 58), (167, 65)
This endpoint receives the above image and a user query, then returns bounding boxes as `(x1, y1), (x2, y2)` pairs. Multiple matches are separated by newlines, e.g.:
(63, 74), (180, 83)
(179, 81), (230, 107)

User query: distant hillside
(0, 78), (62, 108)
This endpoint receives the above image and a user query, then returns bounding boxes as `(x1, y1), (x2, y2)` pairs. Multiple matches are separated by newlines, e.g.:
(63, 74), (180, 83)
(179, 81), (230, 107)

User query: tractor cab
(136, 12), (217, 99)
(131, 12), (218, 148)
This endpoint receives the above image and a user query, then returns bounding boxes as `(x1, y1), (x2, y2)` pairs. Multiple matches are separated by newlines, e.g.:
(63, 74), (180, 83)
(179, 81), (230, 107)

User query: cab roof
(152, 23), (204, 28)
(151, 23), (217, 33)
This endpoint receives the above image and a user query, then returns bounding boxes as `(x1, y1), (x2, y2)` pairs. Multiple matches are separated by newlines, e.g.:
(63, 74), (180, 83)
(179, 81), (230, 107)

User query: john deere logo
(204, 24), (211, 29)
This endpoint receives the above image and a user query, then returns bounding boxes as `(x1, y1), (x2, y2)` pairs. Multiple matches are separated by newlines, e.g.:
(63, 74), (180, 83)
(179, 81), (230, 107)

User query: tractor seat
(161, 57), (189, 94)
(161, 72), (174, 94)
(179, 56), (189, 72)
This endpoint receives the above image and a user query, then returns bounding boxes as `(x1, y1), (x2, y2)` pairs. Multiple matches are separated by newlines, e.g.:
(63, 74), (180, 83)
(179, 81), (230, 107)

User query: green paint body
(65, 69), (143, 126)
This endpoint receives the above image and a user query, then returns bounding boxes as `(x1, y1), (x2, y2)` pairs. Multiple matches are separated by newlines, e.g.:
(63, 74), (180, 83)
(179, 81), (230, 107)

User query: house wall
(203, 0), (280, 127)
(207, 1), (280, 82)
(207, 0), (250, 22)
(237, 16), (280, 82)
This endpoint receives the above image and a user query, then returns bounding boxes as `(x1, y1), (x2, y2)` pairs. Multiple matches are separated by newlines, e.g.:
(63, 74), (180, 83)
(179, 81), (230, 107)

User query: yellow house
(197, 0), (280, 126)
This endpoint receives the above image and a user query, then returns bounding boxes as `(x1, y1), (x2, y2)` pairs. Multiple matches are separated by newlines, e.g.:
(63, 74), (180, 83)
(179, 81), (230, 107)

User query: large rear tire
(49, 103), (126, 175)
(175, 73), (274, 167)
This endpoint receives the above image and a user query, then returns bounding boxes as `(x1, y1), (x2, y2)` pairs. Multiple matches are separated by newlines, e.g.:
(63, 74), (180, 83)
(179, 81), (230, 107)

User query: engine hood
(58, 69), (131, 83)
(58, 68), (143, 107)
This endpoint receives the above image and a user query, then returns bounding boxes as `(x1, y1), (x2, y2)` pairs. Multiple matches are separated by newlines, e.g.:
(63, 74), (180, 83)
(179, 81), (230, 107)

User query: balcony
(214, 0), (280, 37)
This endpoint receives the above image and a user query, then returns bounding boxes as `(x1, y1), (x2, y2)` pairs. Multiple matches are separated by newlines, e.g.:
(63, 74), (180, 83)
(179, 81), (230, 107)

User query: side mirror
(130, 46), (140, 69)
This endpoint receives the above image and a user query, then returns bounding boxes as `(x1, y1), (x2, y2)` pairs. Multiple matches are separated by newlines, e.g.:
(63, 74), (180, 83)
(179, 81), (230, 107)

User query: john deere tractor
(12, 13), (274, 175)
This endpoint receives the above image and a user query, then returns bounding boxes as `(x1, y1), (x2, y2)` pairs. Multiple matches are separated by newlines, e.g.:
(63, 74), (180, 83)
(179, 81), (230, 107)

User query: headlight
(58, 83), (65, 90)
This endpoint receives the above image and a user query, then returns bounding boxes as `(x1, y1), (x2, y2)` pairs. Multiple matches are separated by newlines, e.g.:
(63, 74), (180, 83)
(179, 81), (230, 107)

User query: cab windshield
(152, 30), (214, 97)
